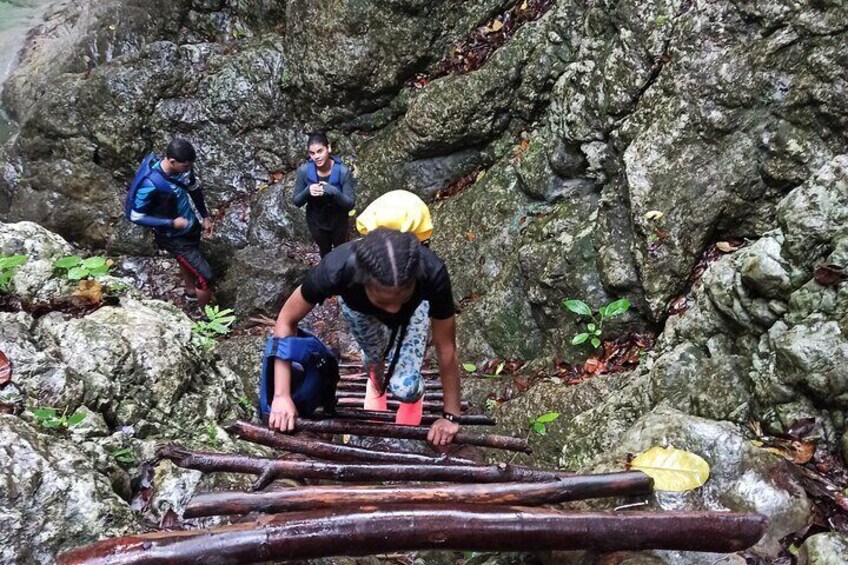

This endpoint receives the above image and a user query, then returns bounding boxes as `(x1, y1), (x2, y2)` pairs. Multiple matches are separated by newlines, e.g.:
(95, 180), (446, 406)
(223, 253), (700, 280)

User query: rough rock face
(5, 0), (846, 358)
(0, 415), (137, 564)
(0, 220), (265, 563)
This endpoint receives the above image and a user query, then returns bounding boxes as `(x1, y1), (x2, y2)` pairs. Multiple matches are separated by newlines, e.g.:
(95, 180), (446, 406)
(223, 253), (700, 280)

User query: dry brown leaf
(73, 279), (103, 304)
(466, 231), (476, 242)
(643, 210), (664, 221)
(791, 440), (816, 464)
(716, 241), (739, 253)
(814, 264), (848, 287)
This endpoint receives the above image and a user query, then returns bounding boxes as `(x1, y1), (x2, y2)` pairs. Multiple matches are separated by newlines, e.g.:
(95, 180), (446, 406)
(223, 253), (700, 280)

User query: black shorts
(155, 227), (214, 290)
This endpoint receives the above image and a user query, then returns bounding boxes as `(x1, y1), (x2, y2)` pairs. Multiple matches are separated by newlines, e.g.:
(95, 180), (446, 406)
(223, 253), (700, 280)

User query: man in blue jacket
(128, 139), (214, 307)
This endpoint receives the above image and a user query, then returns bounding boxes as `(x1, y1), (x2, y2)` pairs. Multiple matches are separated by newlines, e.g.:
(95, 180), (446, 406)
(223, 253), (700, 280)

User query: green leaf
(563, 299), (592, 317)
(587, 323), (596, 332)
(54, 256), (82, 269)
(594, 329), (602, 335)
(41, 419), (63, 428)
(214, 308), (234, 318)
(535, 411), (560, 424)
(462, 363), (477, 372)
(208, 322), (230, 334)
(32, 407), (56, 419)
(87, 265), (109, 277)
(67, 267), (88, 280)
(204, 305), (216, 319)
(214, 316), (236, 327)
(532, 422), (546, 435)
(591, 337), (601, 348)
(571, 333), (590, 345)
(0, 255), (28, 268)
(494, 361), (505, 376)
(82, 256), (107, 270)
(630, 446), (710, 492)
(67, 412), (87, 427)
(604, 298), (631, 318)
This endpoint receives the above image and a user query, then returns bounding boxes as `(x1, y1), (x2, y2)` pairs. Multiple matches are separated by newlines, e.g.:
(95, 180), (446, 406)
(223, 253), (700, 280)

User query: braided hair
(353, 228), (421, 288)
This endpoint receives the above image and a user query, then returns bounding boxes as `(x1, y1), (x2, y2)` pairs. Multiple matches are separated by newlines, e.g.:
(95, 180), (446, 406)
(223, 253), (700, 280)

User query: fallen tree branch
(184, 474), (653, 518)
(292, 418), (529, 453)
(158, 445), (565, 489)
(59, 506), (767, 564)
(225, 421), (479, 466)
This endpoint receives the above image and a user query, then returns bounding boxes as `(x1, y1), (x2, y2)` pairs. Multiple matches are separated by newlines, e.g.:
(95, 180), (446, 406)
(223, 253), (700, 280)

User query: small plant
(192, 305), (236, 348)
(237, 394), (254, 412)
(463, 361), (505, 378)
(563, 298), (631, 349)
(529, 411), (560, 436)
(110, 446), (136, 466)
(205, 423), (222, 448)
(54, 255), (111, 280)
(484, 398), (500, 412)
(0, 254), (27, 293)
(30, 406), (87, 429)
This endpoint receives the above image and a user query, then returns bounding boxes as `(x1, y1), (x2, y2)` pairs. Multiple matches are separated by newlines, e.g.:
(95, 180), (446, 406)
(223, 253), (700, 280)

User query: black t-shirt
(301, 240), (455, 328)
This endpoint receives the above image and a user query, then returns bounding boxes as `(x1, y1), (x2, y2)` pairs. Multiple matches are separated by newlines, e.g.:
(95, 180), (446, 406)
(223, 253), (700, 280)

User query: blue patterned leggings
(340, 300), (430, 402)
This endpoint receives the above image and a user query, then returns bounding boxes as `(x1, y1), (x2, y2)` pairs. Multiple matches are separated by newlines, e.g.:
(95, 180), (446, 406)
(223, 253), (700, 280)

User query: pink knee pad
(395, 397), (423, 426)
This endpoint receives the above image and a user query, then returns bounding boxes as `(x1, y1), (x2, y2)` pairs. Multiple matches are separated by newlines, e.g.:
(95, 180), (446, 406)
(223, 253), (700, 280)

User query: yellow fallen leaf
(520, 1), (529, 10)
(630, 446), (710, 492)
(716, 241), (739, 253)
(475, 170), (486, 183)
(484, 19), (504, 33)
(644, 210), (664, 221)
(466, 231), (476, 241)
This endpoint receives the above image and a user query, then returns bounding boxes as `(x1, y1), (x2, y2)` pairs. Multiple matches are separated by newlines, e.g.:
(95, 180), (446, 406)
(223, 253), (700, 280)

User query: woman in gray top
(292, 132), (356, 256)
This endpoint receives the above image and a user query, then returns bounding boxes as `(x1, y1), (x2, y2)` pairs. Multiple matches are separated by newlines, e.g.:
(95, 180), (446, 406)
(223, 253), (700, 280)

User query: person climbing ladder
(268, 228), (462, 447)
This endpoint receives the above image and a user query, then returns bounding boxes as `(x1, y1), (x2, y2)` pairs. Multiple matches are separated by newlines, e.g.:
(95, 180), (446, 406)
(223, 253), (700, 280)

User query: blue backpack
(124, 154), (193, 223)
(259, 330), (340, 419)
(306, 156), (343, 187)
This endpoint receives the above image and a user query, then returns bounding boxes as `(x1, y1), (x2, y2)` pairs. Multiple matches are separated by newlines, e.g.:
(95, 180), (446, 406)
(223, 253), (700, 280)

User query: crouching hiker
(125, 139), (214, 307)
(269, 228), (462, 447)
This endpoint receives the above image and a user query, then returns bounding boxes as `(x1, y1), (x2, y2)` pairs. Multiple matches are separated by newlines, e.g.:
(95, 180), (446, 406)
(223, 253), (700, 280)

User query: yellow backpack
(355, 190), (433, 243)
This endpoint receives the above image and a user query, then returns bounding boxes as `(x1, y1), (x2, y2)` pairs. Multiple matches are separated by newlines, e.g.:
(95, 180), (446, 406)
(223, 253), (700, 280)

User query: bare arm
(269, 286), (316, 432)
(428, 316), (461, 446)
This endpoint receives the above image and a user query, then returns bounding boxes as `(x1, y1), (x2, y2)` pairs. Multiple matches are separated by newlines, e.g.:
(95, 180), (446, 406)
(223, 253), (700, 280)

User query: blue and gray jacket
(129, 161), (209, 238)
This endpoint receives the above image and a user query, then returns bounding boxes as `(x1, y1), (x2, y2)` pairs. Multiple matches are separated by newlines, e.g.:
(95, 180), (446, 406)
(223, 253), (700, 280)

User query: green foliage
(205, 423), (222, 448)
(563, 298), (631, 349)
(237, 395), (254, 412)
(110, 446), (136, 466)
(192, 305), (236, 348)
(54, 255), (111, 280)
(30, 405), (87, 430)
(655, 14), (668, 26)
(529, 411), (560, 436)
(0, 254), (27, 293)
(462, 362), (477, 372)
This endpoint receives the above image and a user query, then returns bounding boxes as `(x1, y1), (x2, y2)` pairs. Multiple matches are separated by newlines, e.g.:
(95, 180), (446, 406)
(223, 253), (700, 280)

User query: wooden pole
(158, 445), (566, 490)
(336, 390), (450, 402)
(335, 397), (468, 413)
(58, 506), (767, 564)
(225, 421), (479, 466)
(183, 474), (654, 518)
(292, 418), (530, 453)
(327, 409), (495, 426)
